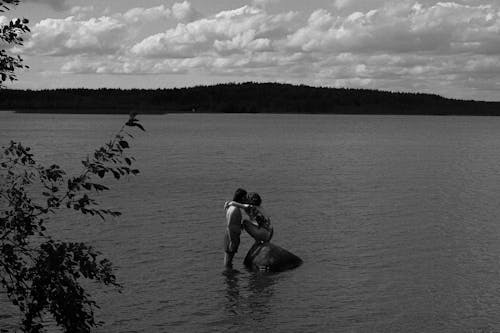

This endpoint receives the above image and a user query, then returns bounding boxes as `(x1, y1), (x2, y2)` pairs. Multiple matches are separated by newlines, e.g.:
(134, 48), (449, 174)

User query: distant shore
(5, 109), (497, 116)
(2, 82), (499, 116)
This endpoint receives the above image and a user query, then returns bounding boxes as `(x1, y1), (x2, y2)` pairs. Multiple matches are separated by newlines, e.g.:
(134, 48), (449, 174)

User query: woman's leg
(243, 220), (271, 243)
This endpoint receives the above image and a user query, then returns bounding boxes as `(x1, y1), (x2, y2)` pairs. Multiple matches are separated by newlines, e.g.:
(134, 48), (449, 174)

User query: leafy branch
(0, 114), (145, 332)
(0, 0), (30, 86)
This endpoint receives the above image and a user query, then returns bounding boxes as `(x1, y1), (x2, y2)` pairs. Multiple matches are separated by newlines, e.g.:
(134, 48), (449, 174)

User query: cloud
(60, 51), (309, 77)
(172, 1), (201, 23)
(333, 0), (353, 10)
(30, 1), (499, 60)
(286, 1), (500, 55)
(21, 3), (184, 56)
(332, 0), (497, 13)
(131, 5), (297, 57)
(122, 5), (171, 23)
(68, 6), (97, 20)
(61, 56), (188, 75)
(23, 16), (128, 56)
(70, 6), (94, 16)
(18, 0), (500, 100)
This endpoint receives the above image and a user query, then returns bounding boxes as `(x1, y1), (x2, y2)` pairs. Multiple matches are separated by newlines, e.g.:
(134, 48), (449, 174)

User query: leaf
(118, 141), (129, 149)
(92, 183), (109, 191)
(111, 170), (120, 180)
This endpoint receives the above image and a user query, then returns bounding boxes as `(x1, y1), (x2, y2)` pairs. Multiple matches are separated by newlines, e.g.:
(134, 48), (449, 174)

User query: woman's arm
(224, 201), (251, 210)
(253, 206), (271, 228)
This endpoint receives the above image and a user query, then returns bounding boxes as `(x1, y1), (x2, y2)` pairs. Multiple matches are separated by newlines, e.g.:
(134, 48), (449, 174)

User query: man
(223, 188), (248, 268)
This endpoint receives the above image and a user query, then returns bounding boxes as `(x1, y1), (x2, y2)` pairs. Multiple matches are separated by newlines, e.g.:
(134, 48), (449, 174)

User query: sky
(2, 0), (499, 101)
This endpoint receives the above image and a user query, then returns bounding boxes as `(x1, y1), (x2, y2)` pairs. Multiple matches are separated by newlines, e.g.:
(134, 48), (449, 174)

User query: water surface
(2, 112), (500, 332)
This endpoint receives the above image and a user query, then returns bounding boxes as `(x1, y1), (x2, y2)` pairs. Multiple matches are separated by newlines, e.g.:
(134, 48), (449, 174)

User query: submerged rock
(243, 242), (302, 272)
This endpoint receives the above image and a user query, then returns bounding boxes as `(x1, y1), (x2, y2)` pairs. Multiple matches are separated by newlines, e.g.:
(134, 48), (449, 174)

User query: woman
(225, 192), (273, 244)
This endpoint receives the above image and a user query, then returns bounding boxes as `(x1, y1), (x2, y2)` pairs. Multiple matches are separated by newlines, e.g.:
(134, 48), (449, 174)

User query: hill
(1, 82), (499, 115)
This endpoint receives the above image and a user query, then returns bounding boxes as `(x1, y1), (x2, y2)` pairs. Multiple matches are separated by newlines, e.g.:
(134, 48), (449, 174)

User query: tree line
(1, 82), (499, 115)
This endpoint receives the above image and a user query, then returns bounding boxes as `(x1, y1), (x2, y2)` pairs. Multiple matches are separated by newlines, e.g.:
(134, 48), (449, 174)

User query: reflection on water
(222, 268), (281, 328)
(223, 269), (241, 316)
(246, 271), (277, 319)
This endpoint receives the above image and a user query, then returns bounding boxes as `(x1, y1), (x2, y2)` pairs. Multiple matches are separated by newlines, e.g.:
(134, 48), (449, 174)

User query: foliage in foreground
(0, 114), (145, 332)
(0, 0), (30, 87)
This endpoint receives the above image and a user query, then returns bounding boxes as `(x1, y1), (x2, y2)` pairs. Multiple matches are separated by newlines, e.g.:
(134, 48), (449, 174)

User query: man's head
(247, 192), (262, 206)
(233, 188), (248, 203)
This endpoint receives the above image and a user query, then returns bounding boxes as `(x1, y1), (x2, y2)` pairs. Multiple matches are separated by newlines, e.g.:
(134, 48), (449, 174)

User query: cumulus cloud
(172, 1), (201, 23)
(28, 1), (499, 60)
(19, 0), (500, 100)
(70, 6), (94, 17)
(21, 3), (189, 56)
(131, 5), (297, 57)
(333, 0), (496, 13)
(122, 5), (171, 23)
(61, 56), (188, 75)
(23, 16), (128, 56)
(333, 0), (353, 10)
(287, 1), (500, 55)
(68, 6), (100, 20)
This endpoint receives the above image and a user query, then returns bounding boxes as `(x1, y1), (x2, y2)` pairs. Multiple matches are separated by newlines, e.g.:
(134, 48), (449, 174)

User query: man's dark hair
(247, 192), (262, 206)
(233, 188), (248, 202)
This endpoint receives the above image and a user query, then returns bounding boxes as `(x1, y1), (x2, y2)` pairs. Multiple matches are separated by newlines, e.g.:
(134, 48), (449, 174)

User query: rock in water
(244, 242), (302, 272)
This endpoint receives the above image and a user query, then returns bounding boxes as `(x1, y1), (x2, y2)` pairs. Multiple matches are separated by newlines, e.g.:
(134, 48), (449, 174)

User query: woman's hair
(246, 193), (270, 228)
(247, 192), (262, 206)
(233, 188), (248, 203)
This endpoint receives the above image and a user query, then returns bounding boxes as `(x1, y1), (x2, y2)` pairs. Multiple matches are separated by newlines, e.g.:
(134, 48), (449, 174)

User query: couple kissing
(223, 188), (273, 268)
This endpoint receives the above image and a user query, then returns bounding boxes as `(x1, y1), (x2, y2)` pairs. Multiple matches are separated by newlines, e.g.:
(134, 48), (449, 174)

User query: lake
(2, 112), (500, 332)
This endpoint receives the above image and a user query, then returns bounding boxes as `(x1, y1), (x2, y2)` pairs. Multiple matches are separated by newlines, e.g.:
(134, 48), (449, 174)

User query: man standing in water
(224, 188), (248, 268)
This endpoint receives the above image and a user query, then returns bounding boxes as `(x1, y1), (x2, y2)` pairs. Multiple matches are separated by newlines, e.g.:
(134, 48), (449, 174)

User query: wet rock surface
(244, 242), (302, 272)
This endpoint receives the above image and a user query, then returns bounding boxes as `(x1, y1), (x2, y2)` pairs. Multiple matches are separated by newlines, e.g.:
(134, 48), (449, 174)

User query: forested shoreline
(1, 82), (499, 115)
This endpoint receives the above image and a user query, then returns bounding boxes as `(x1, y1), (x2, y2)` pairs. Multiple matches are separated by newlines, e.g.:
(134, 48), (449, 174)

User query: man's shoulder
(227, 206), (242, 216)
(226, 206), (242, 224)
